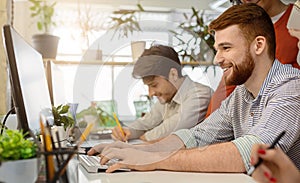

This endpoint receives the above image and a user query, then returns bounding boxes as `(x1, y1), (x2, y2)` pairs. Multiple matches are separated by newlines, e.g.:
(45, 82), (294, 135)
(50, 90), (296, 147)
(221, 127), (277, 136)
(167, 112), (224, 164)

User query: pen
(78, 123), (94, 145)
(44, 125), (55, 181)
(39, 116), (55, 181)
(113, 112), (127, 142)
(248, 131), (286, 176)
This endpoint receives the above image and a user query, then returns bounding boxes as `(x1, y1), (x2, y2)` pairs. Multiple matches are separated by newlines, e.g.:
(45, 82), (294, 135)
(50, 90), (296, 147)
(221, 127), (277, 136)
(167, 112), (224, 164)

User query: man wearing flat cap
(111, 45), (213, 142)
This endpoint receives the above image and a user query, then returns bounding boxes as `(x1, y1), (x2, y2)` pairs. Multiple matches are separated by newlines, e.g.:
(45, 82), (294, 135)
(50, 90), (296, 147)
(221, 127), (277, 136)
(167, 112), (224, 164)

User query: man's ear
(253, 36), (266, 55)
(168, 68), (179, 82)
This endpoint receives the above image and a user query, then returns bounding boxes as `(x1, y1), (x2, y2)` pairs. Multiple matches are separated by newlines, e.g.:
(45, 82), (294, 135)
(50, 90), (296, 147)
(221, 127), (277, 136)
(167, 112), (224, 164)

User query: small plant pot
(131, 41), (146, 61)
(51, 125), (69, 147)
(0, 158), (38, 183)
(32, 33), (59, 59)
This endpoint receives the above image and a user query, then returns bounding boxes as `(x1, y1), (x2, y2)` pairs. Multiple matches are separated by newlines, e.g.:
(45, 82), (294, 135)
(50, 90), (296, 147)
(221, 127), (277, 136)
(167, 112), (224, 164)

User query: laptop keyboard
(78, 155), (130, 173)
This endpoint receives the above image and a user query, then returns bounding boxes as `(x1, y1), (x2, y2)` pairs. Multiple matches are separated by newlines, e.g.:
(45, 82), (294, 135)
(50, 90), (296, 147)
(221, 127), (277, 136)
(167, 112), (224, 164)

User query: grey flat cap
(132, 55), (182, 79)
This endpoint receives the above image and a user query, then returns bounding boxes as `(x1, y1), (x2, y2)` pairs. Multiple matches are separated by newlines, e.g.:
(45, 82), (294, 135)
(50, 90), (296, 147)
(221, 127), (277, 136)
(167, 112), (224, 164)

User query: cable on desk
(0, 107), (15, 135)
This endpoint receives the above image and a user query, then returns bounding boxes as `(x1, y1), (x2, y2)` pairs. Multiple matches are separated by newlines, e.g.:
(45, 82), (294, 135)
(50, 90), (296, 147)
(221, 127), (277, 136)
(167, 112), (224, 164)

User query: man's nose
(213, 51), (223, 65)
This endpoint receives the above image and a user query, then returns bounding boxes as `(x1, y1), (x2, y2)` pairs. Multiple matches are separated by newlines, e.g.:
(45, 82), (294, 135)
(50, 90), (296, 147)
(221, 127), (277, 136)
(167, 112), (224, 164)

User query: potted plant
(29, 0), (59, 59)
(0, 129), (38, 183)
(51, 104), (75, 146)
(52, 104), (75, 131)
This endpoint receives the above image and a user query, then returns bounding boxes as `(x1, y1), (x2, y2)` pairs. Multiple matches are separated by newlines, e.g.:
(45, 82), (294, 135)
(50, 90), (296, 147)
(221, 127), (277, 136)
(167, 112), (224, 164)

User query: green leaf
(137, 4), (144, 11)
(60, 105), (70, 114)
(37, 22), (43, 31)
(29, 0), (56, 33)
(108, 3), (143, 39)
(52, 104), (75, 129)
(0, 130), (37, 161)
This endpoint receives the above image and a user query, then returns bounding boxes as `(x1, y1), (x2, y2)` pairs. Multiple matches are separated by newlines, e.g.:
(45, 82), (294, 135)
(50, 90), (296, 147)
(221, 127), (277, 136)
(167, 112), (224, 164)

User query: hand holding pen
(248, 131), (286, 176)
(249, 131), (300, 183)
(112, 113), (129, 143)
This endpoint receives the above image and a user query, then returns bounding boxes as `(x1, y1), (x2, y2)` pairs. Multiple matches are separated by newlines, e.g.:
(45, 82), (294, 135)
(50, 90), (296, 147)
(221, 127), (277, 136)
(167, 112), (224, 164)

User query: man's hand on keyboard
(100, 147), (173, 173)
(88, 135), (185, 156)
(87, 141), (134, 156)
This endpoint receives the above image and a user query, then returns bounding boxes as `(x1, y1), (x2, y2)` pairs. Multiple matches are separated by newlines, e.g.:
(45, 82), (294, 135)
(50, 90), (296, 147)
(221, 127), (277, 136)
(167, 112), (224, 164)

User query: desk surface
(78, 165), (257, 183)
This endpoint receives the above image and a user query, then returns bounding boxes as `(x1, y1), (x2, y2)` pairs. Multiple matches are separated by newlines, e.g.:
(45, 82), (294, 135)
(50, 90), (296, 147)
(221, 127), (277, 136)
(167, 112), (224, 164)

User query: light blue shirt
(174, 60), (300, 172)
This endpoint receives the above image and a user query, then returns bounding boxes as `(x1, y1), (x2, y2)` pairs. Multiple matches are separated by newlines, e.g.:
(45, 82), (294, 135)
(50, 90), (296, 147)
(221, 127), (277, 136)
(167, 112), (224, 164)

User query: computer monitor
(2, 25), (52, 136)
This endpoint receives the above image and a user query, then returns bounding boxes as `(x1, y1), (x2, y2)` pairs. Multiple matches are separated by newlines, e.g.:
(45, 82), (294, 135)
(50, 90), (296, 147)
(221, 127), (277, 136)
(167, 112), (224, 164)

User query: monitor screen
(2, 25), (52, 135)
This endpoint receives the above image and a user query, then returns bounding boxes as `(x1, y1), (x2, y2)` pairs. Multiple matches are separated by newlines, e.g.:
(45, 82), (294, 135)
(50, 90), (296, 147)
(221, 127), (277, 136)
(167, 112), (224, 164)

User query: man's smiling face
(213, 25), (255, 86)
(143, 75), (177, 104)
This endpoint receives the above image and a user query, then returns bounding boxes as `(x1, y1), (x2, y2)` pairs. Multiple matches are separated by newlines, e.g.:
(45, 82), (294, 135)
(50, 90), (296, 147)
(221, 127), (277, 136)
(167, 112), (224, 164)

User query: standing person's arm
(288, 29), (300, 65)
(289, 29), (300, 40)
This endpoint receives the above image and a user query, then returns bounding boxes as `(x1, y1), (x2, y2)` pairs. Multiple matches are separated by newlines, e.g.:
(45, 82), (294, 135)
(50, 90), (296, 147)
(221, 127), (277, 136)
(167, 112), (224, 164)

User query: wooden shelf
(43, 59), (215, 66)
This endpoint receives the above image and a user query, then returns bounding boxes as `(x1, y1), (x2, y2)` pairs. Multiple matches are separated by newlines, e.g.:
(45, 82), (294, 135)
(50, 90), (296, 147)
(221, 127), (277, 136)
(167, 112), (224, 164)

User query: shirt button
(250, 112), (254, 117)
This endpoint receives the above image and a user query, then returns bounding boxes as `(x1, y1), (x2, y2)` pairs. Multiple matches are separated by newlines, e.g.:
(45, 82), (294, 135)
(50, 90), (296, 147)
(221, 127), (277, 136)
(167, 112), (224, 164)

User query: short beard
(225, 51), (255, 86)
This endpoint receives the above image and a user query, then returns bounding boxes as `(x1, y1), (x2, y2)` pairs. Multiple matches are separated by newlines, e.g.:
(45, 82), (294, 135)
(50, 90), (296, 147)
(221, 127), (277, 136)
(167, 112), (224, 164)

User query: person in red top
(204, 78), (235, 118)
(205, 0), (300, 118)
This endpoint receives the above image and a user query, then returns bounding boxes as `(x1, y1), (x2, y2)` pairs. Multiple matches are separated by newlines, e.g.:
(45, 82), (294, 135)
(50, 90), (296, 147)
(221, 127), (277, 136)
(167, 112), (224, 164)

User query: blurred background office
(0, 0), (296, 121)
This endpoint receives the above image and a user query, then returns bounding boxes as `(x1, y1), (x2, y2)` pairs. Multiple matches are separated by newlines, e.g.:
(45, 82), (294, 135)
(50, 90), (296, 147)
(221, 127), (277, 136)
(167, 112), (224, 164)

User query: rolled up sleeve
(232, 135), (263, 172)
(173, 129), (198, 148)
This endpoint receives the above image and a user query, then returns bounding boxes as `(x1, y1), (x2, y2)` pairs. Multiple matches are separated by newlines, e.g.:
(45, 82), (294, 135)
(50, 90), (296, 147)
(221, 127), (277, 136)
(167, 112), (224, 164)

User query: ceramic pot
(51, 125), (69, 147)
(32, 34), (59, 59)
(0, 158), (38, 183)
(131, 41), (146, 61)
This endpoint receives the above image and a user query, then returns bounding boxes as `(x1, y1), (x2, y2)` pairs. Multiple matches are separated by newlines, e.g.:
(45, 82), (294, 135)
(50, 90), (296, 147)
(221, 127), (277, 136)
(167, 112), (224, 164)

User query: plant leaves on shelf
(170, 7), (216, 65)
(107, 4), (144, 39)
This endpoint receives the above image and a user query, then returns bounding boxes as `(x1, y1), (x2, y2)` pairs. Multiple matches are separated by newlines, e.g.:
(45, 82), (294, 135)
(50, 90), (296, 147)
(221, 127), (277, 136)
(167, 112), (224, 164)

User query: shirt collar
(256, 59), (281, 97)
(171, 76), (190, 105)
(241, 59), (280, 102)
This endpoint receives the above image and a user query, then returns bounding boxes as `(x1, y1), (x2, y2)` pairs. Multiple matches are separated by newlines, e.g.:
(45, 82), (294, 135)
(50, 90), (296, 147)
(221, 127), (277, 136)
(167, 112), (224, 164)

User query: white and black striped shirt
(174, 60), (300, 172)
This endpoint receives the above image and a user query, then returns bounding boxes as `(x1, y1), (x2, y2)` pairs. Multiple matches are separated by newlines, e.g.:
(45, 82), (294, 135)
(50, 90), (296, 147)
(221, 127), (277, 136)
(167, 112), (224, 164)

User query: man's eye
(223, 46), (230, 50)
